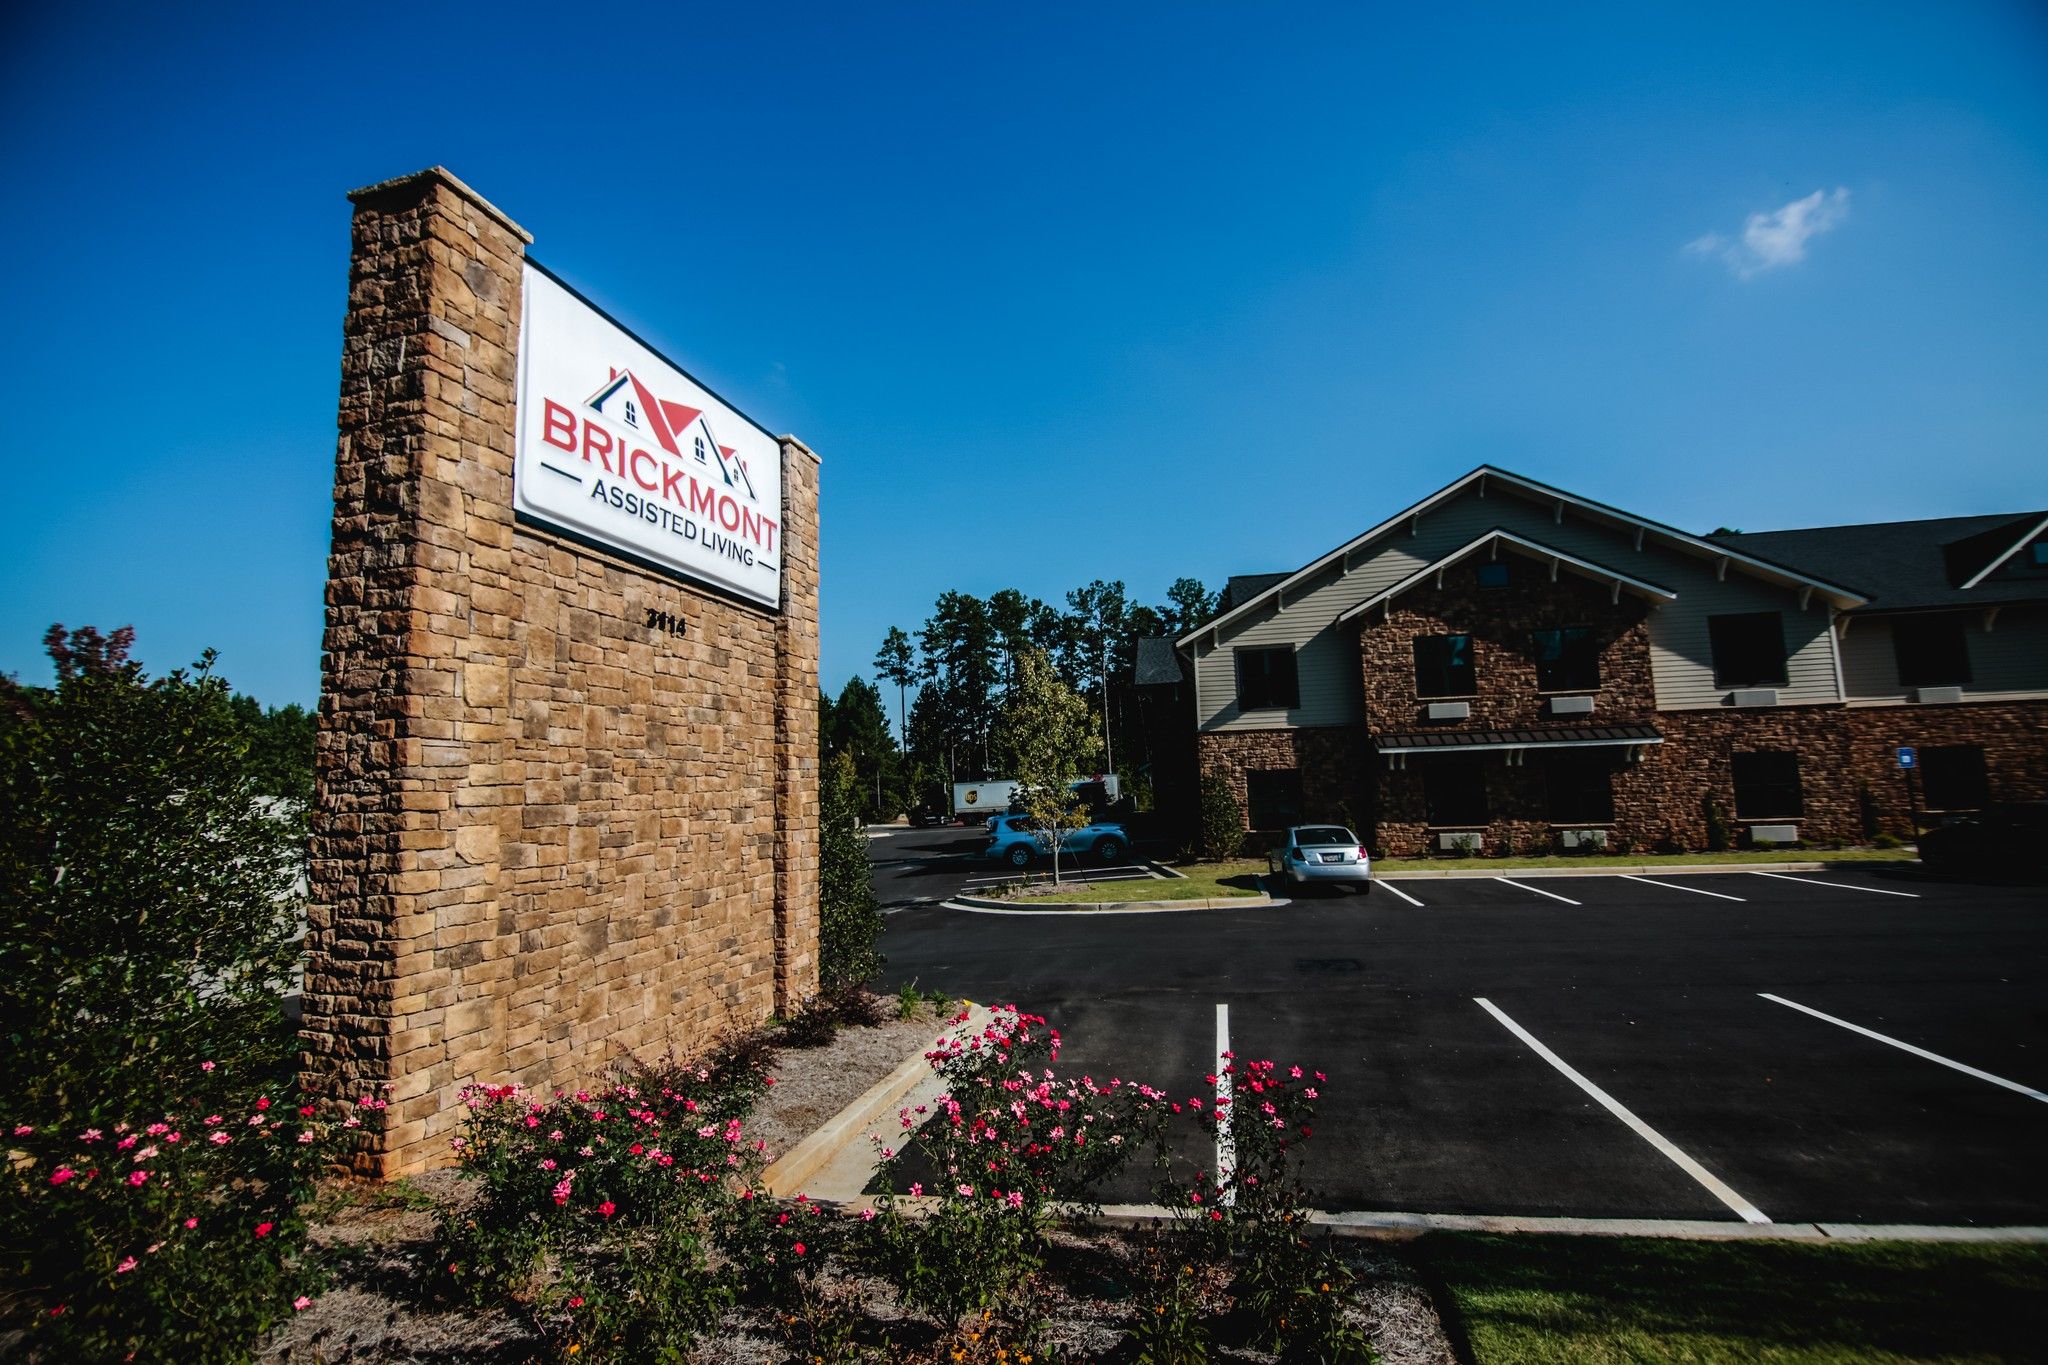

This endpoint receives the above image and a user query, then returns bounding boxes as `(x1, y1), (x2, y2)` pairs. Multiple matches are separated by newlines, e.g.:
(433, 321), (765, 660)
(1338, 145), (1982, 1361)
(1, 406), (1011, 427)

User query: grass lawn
(994, 860), (1269, 903)
(1417, 1233), (2048, 1364)
(1376, 847), (1915, 873)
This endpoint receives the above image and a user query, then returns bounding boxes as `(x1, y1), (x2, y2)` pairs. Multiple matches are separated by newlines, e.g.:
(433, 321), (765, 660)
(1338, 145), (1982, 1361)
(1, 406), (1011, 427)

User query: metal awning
(1373, 723), (1663, 755)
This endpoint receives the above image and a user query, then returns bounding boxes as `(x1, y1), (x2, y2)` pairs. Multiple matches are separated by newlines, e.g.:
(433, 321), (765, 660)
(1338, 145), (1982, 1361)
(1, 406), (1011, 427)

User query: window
(1920, 746), (1989, 811)
(623, 399), (639, 426)
(2034, 542), (2048, 567)
(1476, 562), (1510, 589)
(1542, 752), (1615, 824)
(1423, 756), (1489, 826)
(1731, 751), (1802, 819)
(1532, 627), (1600, 692)
(1708, 612), (1788, 688)
(1891, 614), (1972, 688)
(1246, 769), (1304, 830)
(1414, 634), (1475, 697)
(1234, 647), (1299, 710)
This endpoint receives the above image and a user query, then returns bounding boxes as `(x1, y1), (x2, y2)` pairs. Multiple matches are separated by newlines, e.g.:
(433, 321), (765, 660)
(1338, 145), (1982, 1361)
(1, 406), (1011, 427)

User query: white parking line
(1759, 994), (2048, 1104)
(1619, 874), (1746, 902)
(1215, 1003), (1236, 1207)
(1375, 879), (1426, 908)
(1475, 998), (1770, 1224)
(1494, 876), (1581, 906)
(1747, 871), (1920, 899)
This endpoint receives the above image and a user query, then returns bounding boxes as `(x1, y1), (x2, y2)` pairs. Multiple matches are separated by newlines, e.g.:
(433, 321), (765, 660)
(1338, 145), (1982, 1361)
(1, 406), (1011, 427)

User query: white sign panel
(513, 263), (783, 610)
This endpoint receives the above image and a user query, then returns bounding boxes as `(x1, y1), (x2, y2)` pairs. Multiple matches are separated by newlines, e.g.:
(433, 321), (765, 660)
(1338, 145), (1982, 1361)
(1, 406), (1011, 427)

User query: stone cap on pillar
(779, 434), (821, 464)
(347, 166), (533, 245)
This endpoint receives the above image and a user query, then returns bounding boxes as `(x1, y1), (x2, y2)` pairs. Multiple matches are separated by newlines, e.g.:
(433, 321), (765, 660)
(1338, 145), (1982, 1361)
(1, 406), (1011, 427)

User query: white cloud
(1687, 188), (1851, 279)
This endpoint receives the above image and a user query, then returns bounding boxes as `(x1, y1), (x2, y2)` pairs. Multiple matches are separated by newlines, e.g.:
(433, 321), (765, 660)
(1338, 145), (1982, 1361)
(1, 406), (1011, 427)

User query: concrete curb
(774, 1194), (2048, 1244)
(948, 892), (1275, 913)
(759, 1004), (992, 1200)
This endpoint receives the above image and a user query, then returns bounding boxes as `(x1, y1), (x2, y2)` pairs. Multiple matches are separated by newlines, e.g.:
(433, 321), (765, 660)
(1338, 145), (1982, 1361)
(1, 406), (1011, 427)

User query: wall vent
(1749, 823), (1799, 845)
(1912, 686), (1964, 705)
(1436, 832), (1485, 852)
(1558, 828), (1608, 850)
(1425, 701), (1471, 721)
(1548, 695), (1595, 716)
(1730, 688), (1779, 708)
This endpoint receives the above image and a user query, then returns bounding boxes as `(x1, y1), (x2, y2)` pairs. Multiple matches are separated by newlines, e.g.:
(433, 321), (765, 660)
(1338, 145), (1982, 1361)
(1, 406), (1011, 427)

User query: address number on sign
(645, 608), (688, 639)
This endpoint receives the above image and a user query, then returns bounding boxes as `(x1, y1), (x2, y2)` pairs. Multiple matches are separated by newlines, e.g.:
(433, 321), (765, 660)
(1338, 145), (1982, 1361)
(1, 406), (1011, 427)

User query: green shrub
(1197, 776), (1245, 859)
(1704, 794), (1731, 852)
(0, 625), (305, 1132)
(820, 751), (885, 992)
(1872, 832), (1906, 850)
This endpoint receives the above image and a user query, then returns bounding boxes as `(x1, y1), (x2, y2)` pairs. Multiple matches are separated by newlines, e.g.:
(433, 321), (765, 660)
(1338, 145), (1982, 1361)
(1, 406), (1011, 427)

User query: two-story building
(1150, 467), (2048, 854)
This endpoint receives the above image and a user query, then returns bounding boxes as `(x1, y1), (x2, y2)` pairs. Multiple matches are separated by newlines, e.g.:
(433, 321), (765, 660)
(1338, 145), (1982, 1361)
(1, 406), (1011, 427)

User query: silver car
(1269, 825), (1372, 893)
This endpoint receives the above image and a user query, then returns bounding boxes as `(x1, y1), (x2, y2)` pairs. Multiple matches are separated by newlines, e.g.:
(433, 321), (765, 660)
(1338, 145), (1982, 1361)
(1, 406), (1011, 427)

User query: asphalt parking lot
(872, 851), (2048, 1227)
(867, 824), (1162, 907)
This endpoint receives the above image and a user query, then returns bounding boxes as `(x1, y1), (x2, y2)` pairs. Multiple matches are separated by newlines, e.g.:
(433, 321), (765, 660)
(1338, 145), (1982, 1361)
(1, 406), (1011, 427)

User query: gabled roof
(1177, 465), (1868, 646)
(1334, 529), (1678, 625)
(1219, 573), (1290, 612)
(1134, 636), (1184, 686)
(1714, 510), (2048, 613)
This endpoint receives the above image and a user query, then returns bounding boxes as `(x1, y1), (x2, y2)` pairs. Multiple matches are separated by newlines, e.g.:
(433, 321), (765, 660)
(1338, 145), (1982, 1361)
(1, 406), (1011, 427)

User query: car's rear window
(1296, 827), (1355, 846)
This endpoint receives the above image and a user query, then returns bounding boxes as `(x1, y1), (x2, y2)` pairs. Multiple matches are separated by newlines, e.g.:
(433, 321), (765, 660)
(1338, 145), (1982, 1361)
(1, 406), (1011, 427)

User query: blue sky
(2, 2), (2045, 706)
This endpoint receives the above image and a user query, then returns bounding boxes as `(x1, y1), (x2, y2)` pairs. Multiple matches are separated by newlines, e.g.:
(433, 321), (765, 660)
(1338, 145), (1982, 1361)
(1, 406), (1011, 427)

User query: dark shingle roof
(1134, 636), (1183, 686)
(1219, 572), (1290, 612)
(1373, 724), (1662, 752)
(1713, 512), (2048, 612)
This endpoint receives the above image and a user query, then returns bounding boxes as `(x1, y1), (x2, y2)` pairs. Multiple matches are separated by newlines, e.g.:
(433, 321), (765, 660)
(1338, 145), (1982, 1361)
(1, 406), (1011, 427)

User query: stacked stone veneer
(1192, 559), (2048, 856)
(304, 168), (820, 1176)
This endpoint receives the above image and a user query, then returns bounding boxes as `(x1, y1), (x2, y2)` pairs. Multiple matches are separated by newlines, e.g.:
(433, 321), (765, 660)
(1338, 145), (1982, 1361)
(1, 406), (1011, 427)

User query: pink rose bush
(0, 1062), (384, 1363)
(862, 1006), (1173, 1325)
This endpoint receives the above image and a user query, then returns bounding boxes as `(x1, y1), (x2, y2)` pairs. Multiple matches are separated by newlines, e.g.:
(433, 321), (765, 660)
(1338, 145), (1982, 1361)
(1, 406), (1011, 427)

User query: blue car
(984, 815), (1130, 869)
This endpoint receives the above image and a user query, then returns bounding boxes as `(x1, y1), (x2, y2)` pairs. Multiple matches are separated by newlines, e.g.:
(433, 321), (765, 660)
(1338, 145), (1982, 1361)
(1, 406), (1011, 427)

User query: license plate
(1320, 852), (1346, 863)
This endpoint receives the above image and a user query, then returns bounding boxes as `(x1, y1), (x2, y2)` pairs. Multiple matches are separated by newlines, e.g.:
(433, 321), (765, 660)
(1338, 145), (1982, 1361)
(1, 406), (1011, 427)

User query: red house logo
(586, 368), (757, 501)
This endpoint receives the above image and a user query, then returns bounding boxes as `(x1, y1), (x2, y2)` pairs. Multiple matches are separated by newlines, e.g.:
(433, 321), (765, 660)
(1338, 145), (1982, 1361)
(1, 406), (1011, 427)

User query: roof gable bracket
(1985, 606), (2001, 633)
(1490, 539), (1500, 560)
(1549, 557), (1560, 583)
(1435, 566), (1446, 590)
(1716, 556), (1729, 581)
(1634, 526), (1644, 552)
(1409, 513), (1420, 537)
(1835, 614), (1853, 639)
(1611, 579), (1622, 606)
(1799, 586), (1813, 611)
(1554, 499), (1565, 525)
(1477, 473), (1488, 498)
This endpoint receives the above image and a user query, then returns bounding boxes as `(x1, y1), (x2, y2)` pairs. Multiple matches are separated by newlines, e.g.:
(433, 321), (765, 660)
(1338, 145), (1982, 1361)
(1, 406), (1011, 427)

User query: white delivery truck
(950, 774), (1120, 823)
(951, 780), (1020, 822)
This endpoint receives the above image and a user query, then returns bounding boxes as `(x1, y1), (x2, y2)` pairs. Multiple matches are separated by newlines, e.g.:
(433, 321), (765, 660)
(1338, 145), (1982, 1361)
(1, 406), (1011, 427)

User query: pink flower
(908, 1182), (923, 1197)
(49, 1167), (75, 1186)
(293, 1295), (312, 1311)
(204, 1115), (223, 1126)
(12, 1124), (33, 1137)
(116, 1256), (139, 1274)
(200, 1061), (216, 1072)
(957, 1183), (974, 1197)
(209, 1132), (230, 1146)
(860, 1207), (877, 1221)
(254, 1222), (273, 1238)
(183, 1218), (198, 1229)
(297, 1131), (315, 1144)
(126, 1171), (149, 1187)
(255, 1098), (271, 1112)
(78, 1128), (102, 1142)
(598, 1201), (616, 1218)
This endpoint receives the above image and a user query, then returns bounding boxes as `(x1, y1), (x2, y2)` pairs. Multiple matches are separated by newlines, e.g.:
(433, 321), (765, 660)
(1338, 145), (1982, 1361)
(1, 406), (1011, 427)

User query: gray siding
(1839, 605), (2048, 701)
(1192, 485), (1844, 731)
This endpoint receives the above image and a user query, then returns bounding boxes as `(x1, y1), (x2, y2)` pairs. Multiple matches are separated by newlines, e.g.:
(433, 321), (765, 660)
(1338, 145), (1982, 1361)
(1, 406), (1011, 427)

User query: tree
(873, 627), (917, 750)
(916, 592), (1000, 774)
(228, 693), (316, 806)
(1160, 577), (1218, 637)
(990, 649), (1094, 884)
(827, 676), (901, 821)
(1063, 580), (1129, 779)
(817, 751), (884, 991)
(0, 625), (305, 1130)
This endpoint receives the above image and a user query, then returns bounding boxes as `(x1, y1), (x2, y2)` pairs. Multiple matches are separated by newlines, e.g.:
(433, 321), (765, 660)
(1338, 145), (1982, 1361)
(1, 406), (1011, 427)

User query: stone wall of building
(1354, 560), (1657, 732)
(304, 168), (820, 1177)
(1195, 725), (1369, 849)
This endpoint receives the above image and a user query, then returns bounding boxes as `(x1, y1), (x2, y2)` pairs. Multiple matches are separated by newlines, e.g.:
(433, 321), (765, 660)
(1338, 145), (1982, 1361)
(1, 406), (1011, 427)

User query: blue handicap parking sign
(1897, 746), (1917, 768)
